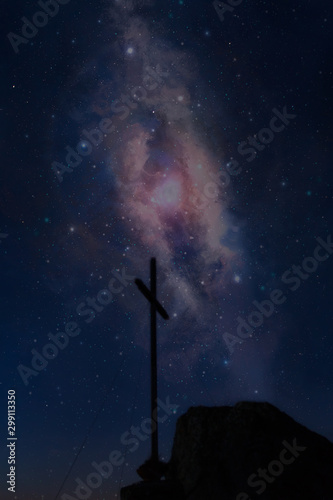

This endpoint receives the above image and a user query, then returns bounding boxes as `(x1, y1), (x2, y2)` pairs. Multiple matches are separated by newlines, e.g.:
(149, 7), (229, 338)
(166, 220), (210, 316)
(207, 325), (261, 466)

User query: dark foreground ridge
(121, 401), (333, 499)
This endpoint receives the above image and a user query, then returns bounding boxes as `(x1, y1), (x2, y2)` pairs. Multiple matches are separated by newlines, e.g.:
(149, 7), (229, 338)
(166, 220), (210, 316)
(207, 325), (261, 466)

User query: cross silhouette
(135, 258), (169, 464)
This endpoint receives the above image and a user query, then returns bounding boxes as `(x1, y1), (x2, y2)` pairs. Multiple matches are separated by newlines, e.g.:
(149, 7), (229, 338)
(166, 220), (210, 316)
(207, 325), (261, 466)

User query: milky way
(42, 3), (239, 369)
(80, 0), (246, 375)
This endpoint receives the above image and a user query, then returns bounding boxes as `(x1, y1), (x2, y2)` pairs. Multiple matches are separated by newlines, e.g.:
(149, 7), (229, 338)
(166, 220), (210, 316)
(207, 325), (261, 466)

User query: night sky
(1, 0), (332, 498)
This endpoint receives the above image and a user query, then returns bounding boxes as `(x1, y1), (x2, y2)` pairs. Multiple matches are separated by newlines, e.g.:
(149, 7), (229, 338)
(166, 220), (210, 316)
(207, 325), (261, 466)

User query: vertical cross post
(150, 258), (158, 461)
(135, 258), (169, 464)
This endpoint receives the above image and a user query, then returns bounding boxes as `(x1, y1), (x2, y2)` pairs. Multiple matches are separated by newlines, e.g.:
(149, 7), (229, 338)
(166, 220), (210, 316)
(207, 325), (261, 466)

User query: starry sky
(1, 0), (332, 498)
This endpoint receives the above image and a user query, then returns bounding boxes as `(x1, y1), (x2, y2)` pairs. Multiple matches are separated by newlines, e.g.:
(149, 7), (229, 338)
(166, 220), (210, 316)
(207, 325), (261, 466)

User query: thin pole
(135, 259), (169, 464)
(150, 257), (158, 462)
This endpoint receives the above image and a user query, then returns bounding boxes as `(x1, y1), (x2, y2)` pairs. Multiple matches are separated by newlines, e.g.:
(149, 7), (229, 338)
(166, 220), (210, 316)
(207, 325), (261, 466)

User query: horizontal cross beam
(134, 279), (169, 320)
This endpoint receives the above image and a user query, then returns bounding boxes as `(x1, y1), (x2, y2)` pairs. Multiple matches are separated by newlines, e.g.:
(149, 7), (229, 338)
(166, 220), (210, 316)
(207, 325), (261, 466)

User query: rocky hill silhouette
(121, 401), (333, 499)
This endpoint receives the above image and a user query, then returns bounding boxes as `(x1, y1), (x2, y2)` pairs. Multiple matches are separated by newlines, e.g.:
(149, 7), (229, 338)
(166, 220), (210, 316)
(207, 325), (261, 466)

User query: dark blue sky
(1, 0), (332, 498)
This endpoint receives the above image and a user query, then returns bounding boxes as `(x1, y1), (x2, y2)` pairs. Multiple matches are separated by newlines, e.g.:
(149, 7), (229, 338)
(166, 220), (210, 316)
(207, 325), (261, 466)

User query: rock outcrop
(121, 401), (333, 500)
